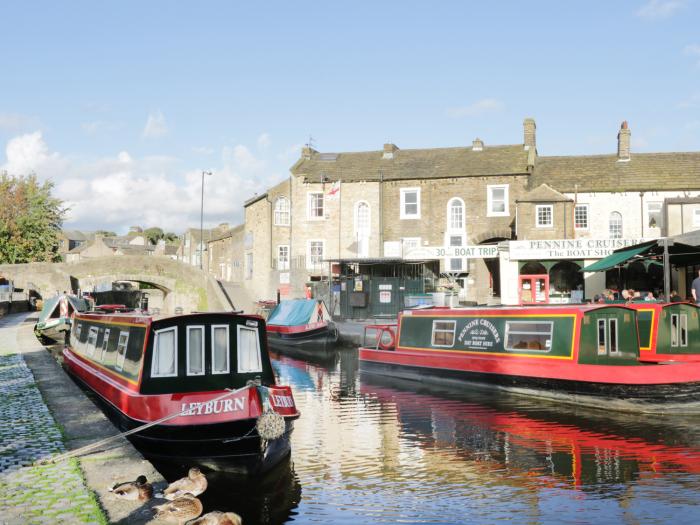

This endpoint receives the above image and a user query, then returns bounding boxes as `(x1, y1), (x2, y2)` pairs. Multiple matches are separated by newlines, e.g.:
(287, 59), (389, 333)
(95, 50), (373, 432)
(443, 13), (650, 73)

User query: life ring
(377, 327), (396, 350)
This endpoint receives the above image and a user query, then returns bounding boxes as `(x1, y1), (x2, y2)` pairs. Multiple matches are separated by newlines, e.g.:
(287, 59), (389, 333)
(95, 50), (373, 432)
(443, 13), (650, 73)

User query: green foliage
(144, 227), (179, 245)
(95, 230), (117, 237)
(0, 172), (66, 264)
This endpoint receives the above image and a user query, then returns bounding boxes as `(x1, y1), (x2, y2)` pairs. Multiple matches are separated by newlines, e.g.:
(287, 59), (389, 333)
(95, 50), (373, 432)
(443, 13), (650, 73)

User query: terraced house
(212, 119), (700, 316)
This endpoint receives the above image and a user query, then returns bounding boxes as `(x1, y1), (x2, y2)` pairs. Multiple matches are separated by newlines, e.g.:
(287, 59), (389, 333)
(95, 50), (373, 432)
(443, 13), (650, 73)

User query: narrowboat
(626, 302), (700, 361)
(265, 299), (339, 359)
(34, 294), (91, 344)
(359, 305), (700, 413)
(62, 308), (300, 474)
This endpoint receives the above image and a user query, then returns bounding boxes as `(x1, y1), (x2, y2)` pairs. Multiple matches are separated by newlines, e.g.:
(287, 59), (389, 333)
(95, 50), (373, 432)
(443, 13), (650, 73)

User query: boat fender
(378, 328), (396, 350)
(256, 411), (286, 441)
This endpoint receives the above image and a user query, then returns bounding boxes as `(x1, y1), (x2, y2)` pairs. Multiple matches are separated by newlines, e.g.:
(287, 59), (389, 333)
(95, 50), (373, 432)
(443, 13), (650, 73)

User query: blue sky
(1, 1), (699, 233)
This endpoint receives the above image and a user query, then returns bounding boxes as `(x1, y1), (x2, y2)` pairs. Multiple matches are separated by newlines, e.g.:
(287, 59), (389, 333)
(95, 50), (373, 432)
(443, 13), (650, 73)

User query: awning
(580, 242), (656, 272)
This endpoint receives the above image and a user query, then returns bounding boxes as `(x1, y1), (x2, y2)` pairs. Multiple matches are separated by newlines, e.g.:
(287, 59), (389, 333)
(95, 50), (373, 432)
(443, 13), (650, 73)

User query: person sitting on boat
(670, 290), (683, 303)
(644, 291), (655, 302)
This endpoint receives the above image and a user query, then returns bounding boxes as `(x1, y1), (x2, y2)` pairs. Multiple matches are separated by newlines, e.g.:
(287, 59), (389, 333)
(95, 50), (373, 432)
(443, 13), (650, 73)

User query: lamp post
(200, 170), (212, 270)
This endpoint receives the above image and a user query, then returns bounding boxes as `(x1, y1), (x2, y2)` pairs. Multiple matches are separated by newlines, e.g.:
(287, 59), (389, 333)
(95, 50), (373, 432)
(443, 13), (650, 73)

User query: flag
(326, 180), (341, 200)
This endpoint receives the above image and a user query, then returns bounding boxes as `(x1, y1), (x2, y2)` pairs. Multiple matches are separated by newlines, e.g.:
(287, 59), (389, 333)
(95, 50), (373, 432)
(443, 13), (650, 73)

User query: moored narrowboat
(359, 305), (700, 413)
(62, 308), (300, 473)
(35, 293), (91, 344)
(265, 299), (339, 359)
(626, 302), (700, 362)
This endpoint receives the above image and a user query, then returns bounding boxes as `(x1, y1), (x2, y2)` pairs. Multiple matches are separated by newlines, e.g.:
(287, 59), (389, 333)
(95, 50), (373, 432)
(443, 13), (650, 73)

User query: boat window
(237, 325), (262, 373)
(597, 319), (607, 355)
(432, 320), (456, 347)
(75, 322), (82, 340)
(86, 326), (99, 356)
(116, 331), (131, 372)
(609, 318), (618, 354)
(151, 327), (176, 377)
(186, 326), (205, 376)
(100, 328), (111, 361)
(671, 314), (679, 347)
(211, 325), (230, 374)
(505, 321), (553, 352)
(680, 314), (688, 347)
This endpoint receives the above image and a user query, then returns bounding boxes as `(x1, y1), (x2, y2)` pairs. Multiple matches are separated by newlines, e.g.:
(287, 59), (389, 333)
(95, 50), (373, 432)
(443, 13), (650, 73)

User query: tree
(144, 227), (164, 245)
(0, 173), (66, 264)
(95, 230), (117, 237)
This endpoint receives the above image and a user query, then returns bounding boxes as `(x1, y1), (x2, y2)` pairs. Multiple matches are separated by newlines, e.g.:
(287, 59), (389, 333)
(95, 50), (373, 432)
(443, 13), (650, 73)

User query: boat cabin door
(519, 274), (550, 305)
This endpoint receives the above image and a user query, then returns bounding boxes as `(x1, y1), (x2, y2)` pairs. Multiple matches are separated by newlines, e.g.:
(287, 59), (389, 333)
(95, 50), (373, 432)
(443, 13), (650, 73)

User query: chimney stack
(523, 118), (536, 151)
(472, 138), (484, 151)
(617, 121), (631, 161)
(302, 145), (317, 160)
(383, 143), (398, 159)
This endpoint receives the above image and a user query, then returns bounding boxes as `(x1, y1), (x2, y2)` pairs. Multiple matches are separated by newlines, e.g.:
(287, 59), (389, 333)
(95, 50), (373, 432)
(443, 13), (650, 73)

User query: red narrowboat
(63, 307), (300, 473)
(359, 305), (700, 413)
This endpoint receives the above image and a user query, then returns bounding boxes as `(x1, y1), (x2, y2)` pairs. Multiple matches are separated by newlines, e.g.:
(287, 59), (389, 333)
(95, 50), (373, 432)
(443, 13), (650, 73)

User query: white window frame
(244, 252), (253, 280)
(608, 318), (619, 354)
(237, 325), (263, 373)
(307, 192), (325, 220)
(447, 197), (465, 232)
(274, 196), (290, 226)
(671, 313), (679, 347)
(504, 320), (554, 353)
(680, 314), (688, 347)
(487, 184), (509, 217)
(186, 325), (205, 376)
(100, 328), (111, 361)
(597, 318), (607, 355)
(609, 212), (623, 239)
(307, 239), (325, 269)
(431, 320), (456, 348)
(535, 205), (553, 228)
(87, 326), (99, 357)
(116, 330), (131, 372)
(151, 327), (176, 377)
(211, 324), (230, 375)
(400, 187), (421, 220)
(693, 208), (700, 228)
(574, 204), (589, 230)
(277, 245), (290, 271)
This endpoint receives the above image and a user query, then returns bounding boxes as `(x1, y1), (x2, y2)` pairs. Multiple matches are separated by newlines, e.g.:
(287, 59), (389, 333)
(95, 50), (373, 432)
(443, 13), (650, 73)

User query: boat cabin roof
(401, 304), (636, 318)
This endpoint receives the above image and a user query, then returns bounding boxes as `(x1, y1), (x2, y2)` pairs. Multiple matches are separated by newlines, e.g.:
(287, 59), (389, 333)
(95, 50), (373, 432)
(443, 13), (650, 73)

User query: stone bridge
(0, 256), (233, 314)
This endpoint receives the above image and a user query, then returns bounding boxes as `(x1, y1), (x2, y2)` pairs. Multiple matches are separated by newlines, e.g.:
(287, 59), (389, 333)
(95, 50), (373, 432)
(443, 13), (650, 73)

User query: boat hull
(266, 324), (339, 360)
(35, 318), (70, 344)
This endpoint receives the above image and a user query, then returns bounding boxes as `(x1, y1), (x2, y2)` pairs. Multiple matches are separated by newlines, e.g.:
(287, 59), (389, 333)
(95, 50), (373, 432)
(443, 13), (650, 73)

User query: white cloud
(446, 98), (505, 118)
(257, 133), (271, 150)
(636, 0), (686, 19)
(2, 131), (63, 175)
(142, 110), (168, 139)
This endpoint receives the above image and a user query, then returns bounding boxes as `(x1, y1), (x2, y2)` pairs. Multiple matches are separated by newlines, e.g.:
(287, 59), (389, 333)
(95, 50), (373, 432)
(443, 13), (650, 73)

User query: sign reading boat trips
(457, 318), (502, 350)
(508, 238), (648, 261)
(405, 245), (499, 260)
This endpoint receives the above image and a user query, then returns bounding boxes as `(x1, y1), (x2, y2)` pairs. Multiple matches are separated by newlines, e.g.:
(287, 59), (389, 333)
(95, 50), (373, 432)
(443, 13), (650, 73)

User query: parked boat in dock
(626, 301), (700, 362)
(34, 294), (91, 344)
(62, 307), (300, 474)
(265, 299), (339, 360)
(359, 304), (700, 413)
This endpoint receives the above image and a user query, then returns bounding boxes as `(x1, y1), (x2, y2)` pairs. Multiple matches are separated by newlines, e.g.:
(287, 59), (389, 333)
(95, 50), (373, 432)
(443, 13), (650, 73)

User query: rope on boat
(37, 385), (253, 465)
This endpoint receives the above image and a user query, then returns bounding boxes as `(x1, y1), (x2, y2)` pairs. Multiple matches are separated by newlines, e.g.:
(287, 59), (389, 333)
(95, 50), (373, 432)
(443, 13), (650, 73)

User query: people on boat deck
(692, 269), (700, 305)
(644, 291), (655, 302)
(670, 290), (683, 303)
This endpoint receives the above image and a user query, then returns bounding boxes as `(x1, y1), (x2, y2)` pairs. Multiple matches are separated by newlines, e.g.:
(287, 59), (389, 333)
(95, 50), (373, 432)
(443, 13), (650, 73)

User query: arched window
(609, 212), (623, 239)
(354, 201), (371, 257)
(447, 198), (465, 232)
(274, 197), (290, 226)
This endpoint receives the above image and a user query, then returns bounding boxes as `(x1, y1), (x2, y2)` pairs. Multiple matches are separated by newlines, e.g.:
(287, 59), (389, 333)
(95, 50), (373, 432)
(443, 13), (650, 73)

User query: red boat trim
(267, 321), (328, 334)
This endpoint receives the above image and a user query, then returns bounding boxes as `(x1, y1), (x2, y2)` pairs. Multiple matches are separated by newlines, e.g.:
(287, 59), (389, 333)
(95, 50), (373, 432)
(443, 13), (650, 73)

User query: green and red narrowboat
(626, 302), (700, 362)
(359, 305), (700, 413)
(63, 308), (300, 473)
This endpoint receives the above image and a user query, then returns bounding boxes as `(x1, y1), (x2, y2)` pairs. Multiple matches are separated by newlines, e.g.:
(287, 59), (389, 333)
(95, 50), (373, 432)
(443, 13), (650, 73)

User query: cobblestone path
(0, 315), (106, 524)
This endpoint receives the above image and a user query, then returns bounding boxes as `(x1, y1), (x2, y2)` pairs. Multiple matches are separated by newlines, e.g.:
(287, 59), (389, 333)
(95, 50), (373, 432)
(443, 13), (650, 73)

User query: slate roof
(61, 230), (94, 241)
(516, 183), (572, 203)
(534, 152), (700, 192)
(291, 144), (531, 182)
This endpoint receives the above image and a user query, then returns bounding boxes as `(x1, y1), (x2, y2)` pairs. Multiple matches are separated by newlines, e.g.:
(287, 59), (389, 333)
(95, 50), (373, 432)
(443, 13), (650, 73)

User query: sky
(1, 0), (699, 234)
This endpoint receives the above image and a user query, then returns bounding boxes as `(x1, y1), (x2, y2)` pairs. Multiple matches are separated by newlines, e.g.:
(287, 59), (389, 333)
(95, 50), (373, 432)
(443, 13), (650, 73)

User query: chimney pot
(472, 138), (484, 151)
(617, 121), (631, 161)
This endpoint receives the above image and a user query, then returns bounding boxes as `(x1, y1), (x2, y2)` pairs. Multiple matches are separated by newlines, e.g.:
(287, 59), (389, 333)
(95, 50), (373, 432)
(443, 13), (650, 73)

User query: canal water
(161, 347), (700, 525)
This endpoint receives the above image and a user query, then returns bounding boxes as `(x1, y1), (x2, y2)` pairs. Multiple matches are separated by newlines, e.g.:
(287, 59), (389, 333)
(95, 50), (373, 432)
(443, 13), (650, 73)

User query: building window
(307, 240), (324, 269)
(401, 237), (421, 257)
(536, 205), (553, 228)
(647, 202), (663, 229)
(449, 258), (463, 271)
(431, 320), (456, 347)
(487, 185), (509, 217)
(505, 321), (553, 352)
(355, 201), (371, 257)
(151, 327), (176, 377)
(274, 197), (290, 226)
(245, 252), (253, 279)
(693, 208), (700, 228)
(186, 326), (205, 376)
(400, 187), (421, 219)
(237, 325), (262, 373)
(609, 212), (623, 239)
(307, 192), (324, 219)
(211, 325), (230, 374)
(447, 234), (464, 273)
(447, 198), (465, 231)
(277, 245), (289, 270)
(574, 204), (589, 230)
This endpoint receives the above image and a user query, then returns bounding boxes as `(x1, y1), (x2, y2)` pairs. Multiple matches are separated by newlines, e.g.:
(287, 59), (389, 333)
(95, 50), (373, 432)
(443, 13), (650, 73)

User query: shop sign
(405, 245), (499, 260)
(509, 238), (649, 260)
(379, 291), (391, 303)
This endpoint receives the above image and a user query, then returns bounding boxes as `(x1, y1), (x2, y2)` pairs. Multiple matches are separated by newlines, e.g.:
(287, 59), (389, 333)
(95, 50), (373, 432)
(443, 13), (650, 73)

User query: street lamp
(200, 170), (212, 270)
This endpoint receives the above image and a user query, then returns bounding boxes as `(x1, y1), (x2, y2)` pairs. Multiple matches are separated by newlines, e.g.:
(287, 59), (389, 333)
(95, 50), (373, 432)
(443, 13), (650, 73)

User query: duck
(108, 475), (153, 501)
(188, 511), (243, 525)
(156, 467), (208, 500)
(153, 493), (203, 524)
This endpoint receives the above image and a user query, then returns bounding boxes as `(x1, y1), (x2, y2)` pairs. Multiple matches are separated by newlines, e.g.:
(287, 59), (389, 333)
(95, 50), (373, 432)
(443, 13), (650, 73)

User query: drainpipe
(639, 192), (644, 238)
(379, 170), (384, 255)
(662, 238), (672, 300)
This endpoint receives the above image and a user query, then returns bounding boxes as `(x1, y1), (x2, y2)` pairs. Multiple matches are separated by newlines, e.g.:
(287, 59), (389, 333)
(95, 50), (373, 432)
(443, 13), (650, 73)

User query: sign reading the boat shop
(458, 318), (501, 350)
(508, 238), (648, 261)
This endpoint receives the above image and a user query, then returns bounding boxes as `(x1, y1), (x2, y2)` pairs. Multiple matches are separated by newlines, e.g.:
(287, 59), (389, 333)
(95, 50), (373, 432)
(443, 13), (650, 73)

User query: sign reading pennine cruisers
(509, 238), (649, 261)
